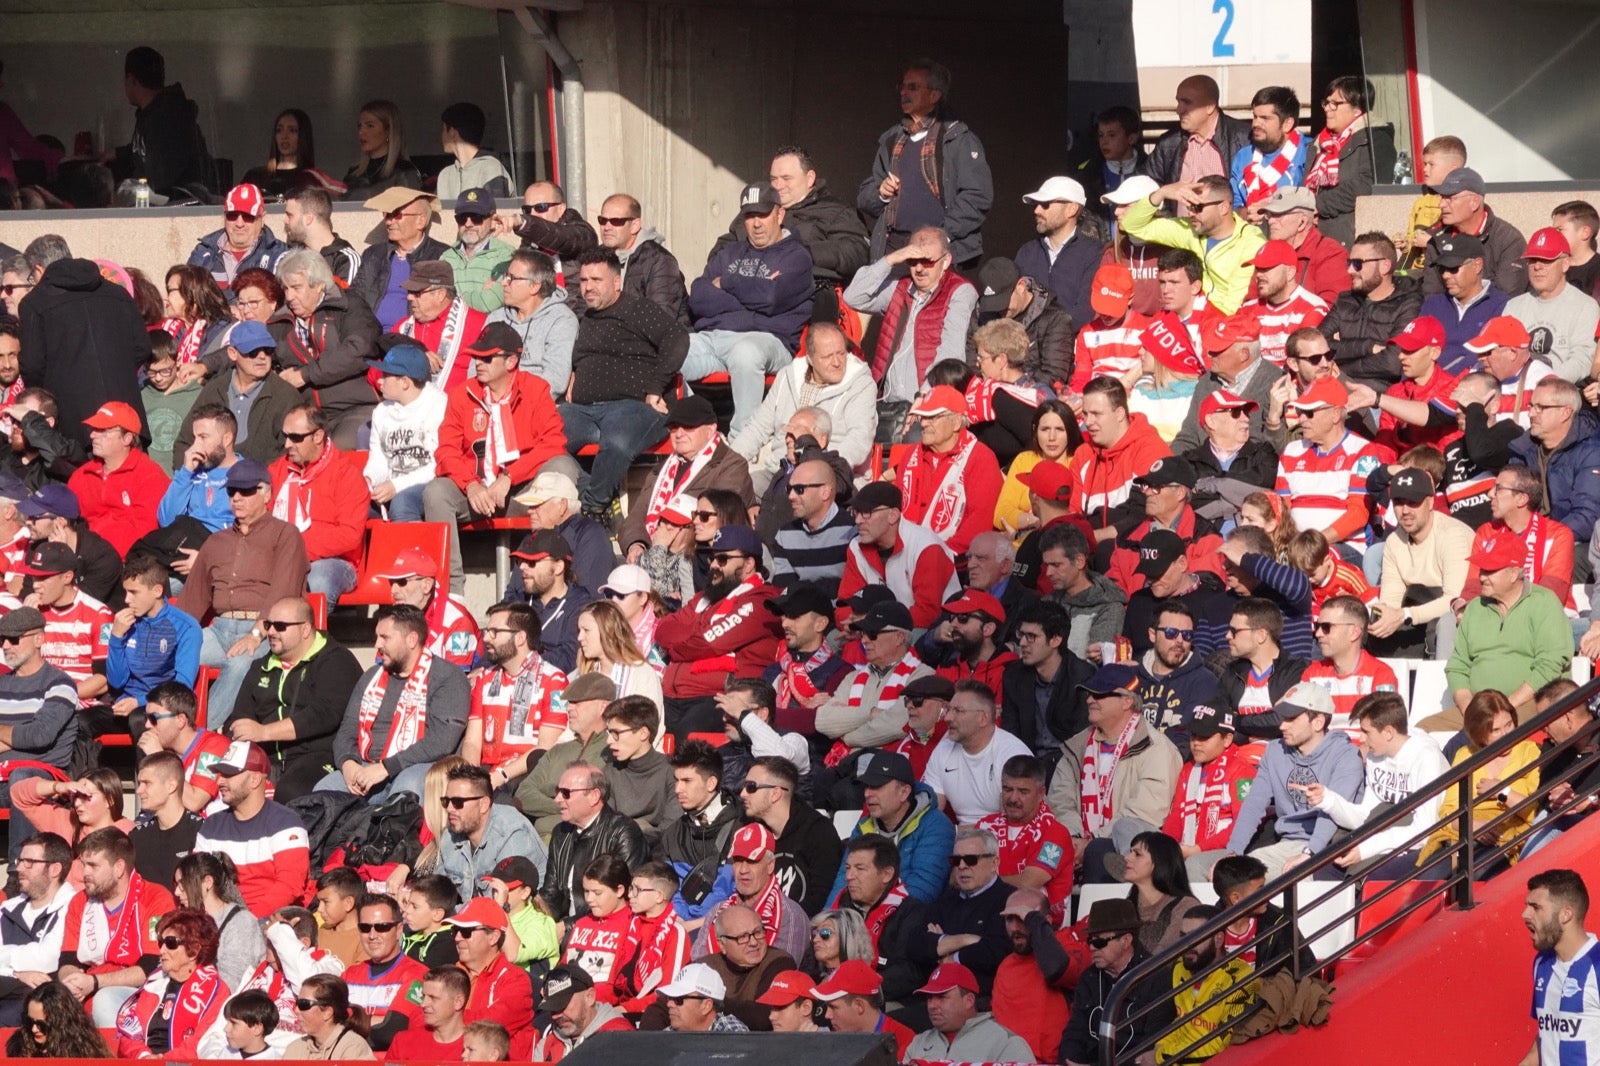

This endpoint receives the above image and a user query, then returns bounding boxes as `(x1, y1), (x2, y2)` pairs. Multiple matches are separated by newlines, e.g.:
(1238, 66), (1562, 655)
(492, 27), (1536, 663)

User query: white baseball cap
(658, 962), (727, 1000)
(1100, 175), (1160, 206)
(1022, 176), (1087, 207)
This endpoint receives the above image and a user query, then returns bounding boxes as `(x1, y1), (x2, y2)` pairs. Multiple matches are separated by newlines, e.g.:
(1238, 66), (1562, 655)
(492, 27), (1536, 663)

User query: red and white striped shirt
(41, 592), (112, 708)
(1276, 432), (1384, 550)
(1301, 651), (1400, 740)
(427, 594), (481, 667)
(1071, 311), (1151, 390)
(1247, 288), (1328, 366)
(1496, 362), (1557, 430)
(1310, 557), (1378, 617)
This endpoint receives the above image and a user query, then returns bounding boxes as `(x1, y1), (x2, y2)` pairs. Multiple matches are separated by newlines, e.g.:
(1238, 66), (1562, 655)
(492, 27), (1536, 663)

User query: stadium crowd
(0, 45), (1597, 1064)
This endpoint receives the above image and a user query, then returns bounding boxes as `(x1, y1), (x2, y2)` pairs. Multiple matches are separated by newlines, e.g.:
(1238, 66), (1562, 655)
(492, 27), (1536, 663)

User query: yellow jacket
(1120, 196), (1266, 314)
(1156, 956), (1257, 1063)
(1421, 739), (1542, 864)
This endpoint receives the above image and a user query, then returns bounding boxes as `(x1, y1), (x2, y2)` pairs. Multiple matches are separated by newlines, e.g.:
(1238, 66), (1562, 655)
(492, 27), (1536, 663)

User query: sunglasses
(668, 995), (708, 1006)
(556, 785), (599, 799)
(455, 214), (488, 226)
(1346, 257), (1383, 270)
(603, 589), (636, 601)
(692, 510), (718, 521)
(159, 935), (186, 951)
(709, 552), (747, 565)
(357, 921), (400, 933)
(1156, 626), (1194, 642)
(295, 998), (329, 1011)
(811, 927), (834, 940)
(1292, 352), (1332, 365)
(787, 482), (825, 495)
(522, 202), (559, 214)
(596, 215), (637, 226)
(225, 211), (258, 223)
(283, 430), (317, 443)
(907, 696), (944, 708)
(453, 926), (491, 938)
(741, 780), (785, 794)
(225, 486), (261, 498)
(905, 257), (940, 268)
(389, 577), (419, 588)
(1087, 935), (1120, 949)
(0, 633), (29, 647)
(442, 795), (487, 809)
(1312, 620), (1355, 635)
(23, 1018), (47, 1034)
(262, 619), (302, 633)
(0, 283), (31, 296)
(948, 854), (990, 868)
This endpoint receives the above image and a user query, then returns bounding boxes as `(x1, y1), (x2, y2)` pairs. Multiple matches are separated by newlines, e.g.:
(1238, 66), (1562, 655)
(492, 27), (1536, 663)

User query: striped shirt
(1301, 652), (1400, 740)
(1071, 311), (1150, 390)
(771, 505), (859, 589)
(1309, 557), (1377, 617)
(193, 801), (310, 918)
(41, 592), (112, 709)
(1276, 432), (1384, 550)
(0, 662), (78, 769)
(1247, 288), (1328, 365)
(1498, 361), (1557, 430)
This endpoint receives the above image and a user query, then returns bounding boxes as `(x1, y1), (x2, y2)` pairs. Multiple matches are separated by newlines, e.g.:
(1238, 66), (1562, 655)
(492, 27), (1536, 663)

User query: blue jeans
(561, 399), (668, 512)
(682, 329), (792, 435)
(0, 767), (53, 865)
(308, 559), (358, 607)
(387, 484), (427, 523)
(313, 760), (433, 806)
(199, 616), (269, 725)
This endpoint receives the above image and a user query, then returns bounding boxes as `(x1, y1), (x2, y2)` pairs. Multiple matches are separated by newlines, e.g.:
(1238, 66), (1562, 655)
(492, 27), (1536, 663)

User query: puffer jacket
(715, 180), (870, 284)
(1120, 195), (1265, 314)
(688, 232), (815, 349)
(514, 206), (599, 262)
(1047, 717), (1183, 838)
(260, 287), (383, 415)
(18, 258), (151, 448)
(620, 229), (690, 325)
(728, 353), (877, 476)
(1069, 412), (1172, 535)
(858, 116), (994, 265)
(187, 225), (289, 282)
(1148, 112), (1251, 186)
(830, 783), (956, 903)
(350, 234), (449, 319)
(1319, 273), (1424, 388)
(1009, 279), (1078, 387)
(1509, 408), (1600, 545)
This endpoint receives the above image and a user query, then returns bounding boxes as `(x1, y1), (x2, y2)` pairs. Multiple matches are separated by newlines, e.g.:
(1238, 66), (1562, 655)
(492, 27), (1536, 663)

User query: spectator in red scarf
(267, 403), (366, 606)
(892, 385), (1003, 555)
(114, 906), (228, 1059)
(1305, 76), (1378, 248)
(830, 834), (932, 1004)
(695, 823), (808, 961)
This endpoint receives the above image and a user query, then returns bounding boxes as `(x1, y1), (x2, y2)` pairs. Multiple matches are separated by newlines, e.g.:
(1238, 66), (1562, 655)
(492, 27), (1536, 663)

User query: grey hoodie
(485, 286), (578, 396)
(1051, 571), (1128, 659)
(437, 802), (549, 904)
(1227, 730), (1366, 855)
(542, 1001), (628, 1056)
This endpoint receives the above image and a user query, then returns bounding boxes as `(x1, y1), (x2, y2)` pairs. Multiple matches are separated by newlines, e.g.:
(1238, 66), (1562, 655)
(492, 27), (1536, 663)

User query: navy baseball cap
(454, 188), (494, 218)
(710, 526), (762, 557)
(1079, 663), (1141, 698)
(229, 321), (275, 354)
(366, 344), (432, 382)
(17, 484), (80, 521)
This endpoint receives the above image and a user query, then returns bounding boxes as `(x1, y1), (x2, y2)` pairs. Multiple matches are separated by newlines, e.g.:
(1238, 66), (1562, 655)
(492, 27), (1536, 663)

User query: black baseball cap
(766, 584), (835, 621)
(1186, 704), (1237, 739)
(1134, 456), (1196, 490)
(851, 481), (903, 514)
(1390, 467), (1436, 504)
(1134, 529), (1186, 578)
(840, 585), (899, 613)
(856, 601), (914, 635)
(857, 750), (915, 787)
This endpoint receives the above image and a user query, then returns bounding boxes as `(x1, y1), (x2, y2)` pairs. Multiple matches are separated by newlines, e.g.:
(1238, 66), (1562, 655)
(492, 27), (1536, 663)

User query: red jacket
(268, 444), (367, 565)
(836, 524), (960, 630)
(1069, 413), (1171, 532)
(894, 430), (1004, 554)
(1105, 506), (1225, 594)
(1296, 227), (1353, 305)
(1161, 743), (1258, 852)
(116, 964), (229, 1059)
(656, 577), (782, 699)
(465, 953), (535, 1056)
(935, 651), (1016, 696)
(67, 449), (170, 557)
(436, 371), (567, 491)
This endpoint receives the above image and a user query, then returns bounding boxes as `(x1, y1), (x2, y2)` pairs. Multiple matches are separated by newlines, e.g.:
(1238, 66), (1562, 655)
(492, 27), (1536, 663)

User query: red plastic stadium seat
(344, 521), (453, 606)
(193, 666), (221, 729)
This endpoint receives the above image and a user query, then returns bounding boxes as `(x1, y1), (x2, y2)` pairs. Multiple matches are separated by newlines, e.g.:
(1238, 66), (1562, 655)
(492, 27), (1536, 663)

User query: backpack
(286, 791), (375, 871)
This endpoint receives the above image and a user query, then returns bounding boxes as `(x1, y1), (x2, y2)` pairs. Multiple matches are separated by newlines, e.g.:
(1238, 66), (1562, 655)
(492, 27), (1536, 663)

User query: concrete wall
(1355, 185), (1600, 250)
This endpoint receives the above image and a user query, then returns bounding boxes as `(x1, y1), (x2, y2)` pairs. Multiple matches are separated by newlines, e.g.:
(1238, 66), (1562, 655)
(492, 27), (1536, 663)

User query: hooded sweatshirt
(124, 82), (212, 192)
(1069, 412), (1172, 537)
(1315, 732), (1451, 858)
(688, 231), (815, 349)
(1135, 649), (1221, 742)
(1227, 730), (1365, 855)
(486, 287), (578, 397)
(1050, 571), (1128, 660)
(365, 384), (449, 495)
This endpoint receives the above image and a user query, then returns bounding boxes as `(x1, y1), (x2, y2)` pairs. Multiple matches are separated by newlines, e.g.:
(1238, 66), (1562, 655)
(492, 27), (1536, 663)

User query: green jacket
(442, 236), (515, 314)
(1445, 583), (1572, 699)
(515, 729), (610, 838)
(1120, 195), (1266, 314)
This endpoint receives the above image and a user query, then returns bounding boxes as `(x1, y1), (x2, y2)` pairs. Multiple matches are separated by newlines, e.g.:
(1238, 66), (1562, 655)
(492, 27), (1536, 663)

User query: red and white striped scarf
(632, 909), (691, 997)
(644, 435), (719, 537)
(1305, 117), (1364, 193)
(1080, 713), (1141, 837)
(824, 653), (923, 767)
(357, 651), (435, 761)
(706, 876), (787, 953)
(857, 881), (909, 956)
(1177, 745), (1244, 846)
(775, 645), (834, 707)
(273, 440), (338, 532)
(161, 316), (212, 365)
(898, 431), (979, 540)
(1242, 129), (1303, 205)
(398, 298), (472, 392)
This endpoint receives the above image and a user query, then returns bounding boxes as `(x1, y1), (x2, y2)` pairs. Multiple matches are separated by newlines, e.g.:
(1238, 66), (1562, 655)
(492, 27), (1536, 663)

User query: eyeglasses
(225, 486), (261, 498)
(596, 216), (637, 226)
(502, 274), (535, 285)
(357, 921), (400, 933)
(1016, 630), (1045, 644)
(605, 727), (642, 740)
(853, 506), (892, 518)
(709, 552), (747, 565)
(235, 297), (269, 311)
(787, 482), (825, 495)
(522, 202), (559, 214)
(1323, 97), (1353, 110)
(1529, 402), (1569, 414)
(1, 283), (32, 296)
(1346, 258), (1383, 270)
(721, 928), (765, 945)
(442, 795), (488, 809)
(385, 210), (430, 223)
(948, 854), (991, 867)
(1156, 626), (1195, 642)
(283, 430), (317, 443)
(0, 634), (27, 647)
(556, 786), (599, 799)
(225, 211), (259, 223)
(691, 510), (718, 522)
(741, 780), (786, 795)
(262, 619), (303, 633)
(1087, 935), (1120, 949)
(13, 857), (48, 867)
(158, 935), (186, 951)
(295, 999), (330, 1012)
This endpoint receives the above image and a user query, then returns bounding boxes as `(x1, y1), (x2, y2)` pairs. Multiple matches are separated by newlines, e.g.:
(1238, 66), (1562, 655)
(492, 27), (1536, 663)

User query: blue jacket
(1014, 232), (1099, 335)
(1509, 409), (1600, 544)
(158, 463), (236, 532)
(1229, 138), (1310, 208)
(186, 226), (289, 289)
(1420, 284), (1511, 376)
(830, 783), (955, 904)
(688, 233), (815, 349)
(107, 602), (202, 706)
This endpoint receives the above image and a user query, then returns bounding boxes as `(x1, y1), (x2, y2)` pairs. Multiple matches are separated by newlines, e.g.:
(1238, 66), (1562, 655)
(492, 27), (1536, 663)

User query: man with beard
(4, 388), (82, 492)
(1319, 232), (1423, 392)
(380, 547), (480, 669)
(992, 888), (1089, 1063)
(917, 589), (1016, 695)
(1154, 905), (1255, 1063)
(694, 824), (808, 963)
(1245, 240), (1329, 367)
(0, 607), (78, 854)
(1368, 468), (1474, 657)
(508, 530), (594, 675)
(283, 187), (361, 288)
(194, 740), (312, 918)
(536, 966), (633, 1062)
(656, 526), (781, 742)
(769, 456), (859, 591)
(1230, 87), (1308, 222)
(462, 602), (568, 798)
(436, 764), (545, 906)
(158, 403), (239, 533)
(1014, 176), (1099, 329)
(761, 584), (851, 736)
(1522, 869), (1600, 1066)
(738, 755), (839, 916)
(1129, 580), (1221, 734)
(1120, 175), (1265, 314)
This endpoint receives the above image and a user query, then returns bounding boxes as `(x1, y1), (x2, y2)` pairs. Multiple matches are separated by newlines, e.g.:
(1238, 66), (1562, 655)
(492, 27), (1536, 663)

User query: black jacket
(621, 236), (690, 326)
(541, 805), (649, 921)
(223, 635), (366, 775)
(657, 790), (741, 869)
(1214, 652), (1311, 739)
(19, 258), (151, 449)
(1310, 126), (1376, 249)
(1319, 274), (1424, 388)
(1000, 654), (1096, 755)
(714, 179), (869, 284)
(349, 235), (449, 321)
(1148, 113), (1251, 186)
(1184, 438), (1280, 495)
(1012, 281), (1078, 386)
(340, 156), (423, 201)
(842, 889), (931, 1003)
(1059, 945), (1176, 1065)
(514, 207), (599, 262)
(773, 803), (844, 916)
(5, 410), (86, 490)
(908, 877), (1012, 989)
(117, 82), (214, 195)
(257, 288), (384, 416)
(172, 370), (304, 466)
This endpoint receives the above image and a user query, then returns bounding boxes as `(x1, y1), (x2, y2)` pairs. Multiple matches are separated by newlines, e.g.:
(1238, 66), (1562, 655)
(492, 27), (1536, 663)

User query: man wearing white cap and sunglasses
(513, 469), (617, 596)
(1015, 176), (1100, 330)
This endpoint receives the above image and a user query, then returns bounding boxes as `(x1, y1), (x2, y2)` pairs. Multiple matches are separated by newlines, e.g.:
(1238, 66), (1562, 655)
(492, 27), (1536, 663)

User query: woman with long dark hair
(285, 974), (374, 1059)
(995, 398), (1081, 535)
(162, 264), (231, 364)
(639, 488), (752, 608)
(1122, 831), (1200, 953)
(174, 851), (268, 991)
(241, 108), (345, 198)
(4, 981), (111, 1058)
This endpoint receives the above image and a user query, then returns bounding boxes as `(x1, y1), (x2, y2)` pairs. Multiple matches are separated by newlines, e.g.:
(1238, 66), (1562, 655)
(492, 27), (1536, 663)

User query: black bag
(344, 792), (424, 870)
(286, 791), (374, 871)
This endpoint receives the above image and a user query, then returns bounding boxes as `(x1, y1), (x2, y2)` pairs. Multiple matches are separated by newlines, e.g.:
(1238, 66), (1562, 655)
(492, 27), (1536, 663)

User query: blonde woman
(1128, 338), (1203, 443)
(384, 754), (468, 895)
(576, 600), (664, 710)
(342, 99), (421, 200)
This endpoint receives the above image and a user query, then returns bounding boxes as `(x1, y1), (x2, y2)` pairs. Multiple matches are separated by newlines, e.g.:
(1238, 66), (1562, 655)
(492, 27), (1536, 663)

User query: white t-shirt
(921, 727), (1033, 825)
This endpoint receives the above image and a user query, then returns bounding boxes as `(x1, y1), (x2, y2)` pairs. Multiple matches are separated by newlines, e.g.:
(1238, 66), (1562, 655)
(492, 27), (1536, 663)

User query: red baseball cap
(1464, 316), (1533, 353)
(908, 385), (966, 418)
(1523, 227), (1572, 261)
(812, 959), (883, 1001)
(225, 183), (264, 217)
(83, 401), (141, 434)
(375, 547), (439, 580)
(1017, 460), (1077, 503)
(1201, 314), (1262, 356)
(1290, 376), (1350, 412)
(1199, 389), (1259, 422)
(445, 897), (509, 931)
(1251, 240), (1298, 271)
(1089, 264), (1135, 319)
(755, 970), (821, 1007)
(916, 962), (979, 996)
(729, 822), (776, 862)
(1392, 315), (1446, 353)
(1470, 528), (1527, 572)
(943, 589), (1006, 624)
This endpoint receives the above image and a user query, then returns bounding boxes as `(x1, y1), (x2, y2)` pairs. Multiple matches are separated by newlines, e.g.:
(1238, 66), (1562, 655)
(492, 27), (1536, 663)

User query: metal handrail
(1095, 677), (1600, 1066)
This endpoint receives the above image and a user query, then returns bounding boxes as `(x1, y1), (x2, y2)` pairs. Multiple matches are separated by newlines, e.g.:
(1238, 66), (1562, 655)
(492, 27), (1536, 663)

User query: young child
(484, 856), (560, 968)
(140, 329), (201, 473)
(1286, 529), (1375, 618)
(1398, 135), (1468, 274)
(401, 873), (461, 969)
(222, 990), (282, 1060)
(621, 861), (692, 1016)
(313, 866), (366, 967)
(563, 856), (640, 1006)
(461, 1020), (511, 1062)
